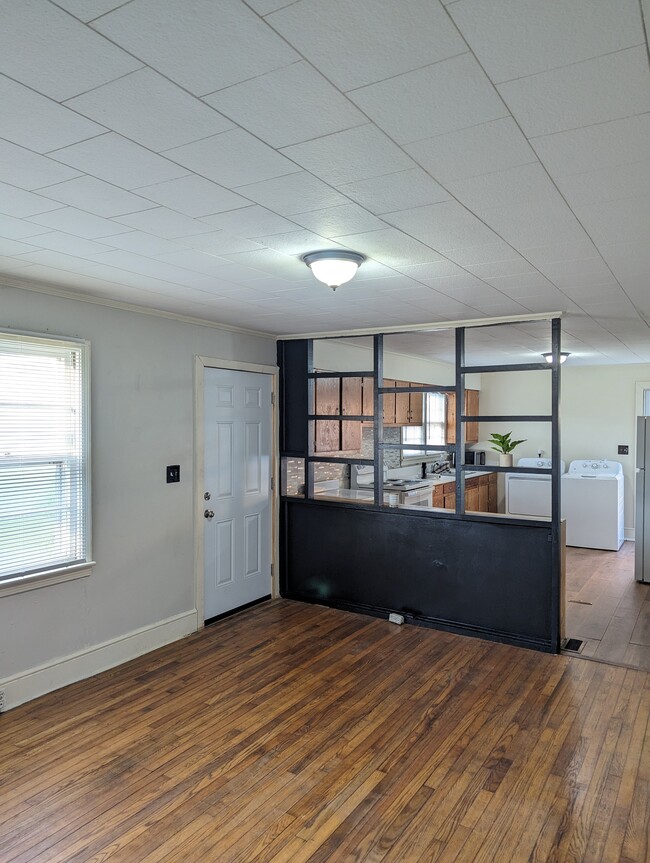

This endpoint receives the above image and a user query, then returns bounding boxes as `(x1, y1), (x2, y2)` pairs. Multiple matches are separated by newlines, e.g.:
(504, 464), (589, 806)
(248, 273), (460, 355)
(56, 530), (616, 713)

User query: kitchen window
(0, 331), (92, 593)
(402, 392), (447, 457)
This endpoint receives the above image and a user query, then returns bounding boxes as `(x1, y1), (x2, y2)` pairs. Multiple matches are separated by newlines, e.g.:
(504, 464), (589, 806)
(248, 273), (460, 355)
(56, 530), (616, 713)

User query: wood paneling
(2, 600), (648, 863)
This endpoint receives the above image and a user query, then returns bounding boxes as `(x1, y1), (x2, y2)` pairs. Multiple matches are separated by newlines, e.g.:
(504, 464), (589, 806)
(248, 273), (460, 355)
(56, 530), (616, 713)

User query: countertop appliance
(636, 419), (650, 582)
(351, 465), (432, 507)
(465, 450), (486, 466)
(505, 457), (564, 518)
(561, 459), (624, 551)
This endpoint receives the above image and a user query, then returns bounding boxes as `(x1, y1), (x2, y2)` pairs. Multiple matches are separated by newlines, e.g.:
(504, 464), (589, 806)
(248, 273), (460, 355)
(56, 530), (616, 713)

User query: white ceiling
(1, 0), (650, 364)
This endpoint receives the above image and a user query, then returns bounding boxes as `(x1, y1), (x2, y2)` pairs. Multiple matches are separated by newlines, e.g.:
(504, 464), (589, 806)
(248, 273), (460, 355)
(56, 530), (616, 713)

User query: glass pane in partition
(310, 460), (375, 505)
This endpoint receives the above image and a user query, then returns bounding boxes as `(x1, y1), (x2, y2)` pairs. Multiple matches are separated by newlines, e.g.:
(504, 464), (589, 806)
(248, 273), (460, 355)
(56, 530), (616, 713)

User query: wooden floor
(565, 542), (650, 669)
(2, 601), (649, 863)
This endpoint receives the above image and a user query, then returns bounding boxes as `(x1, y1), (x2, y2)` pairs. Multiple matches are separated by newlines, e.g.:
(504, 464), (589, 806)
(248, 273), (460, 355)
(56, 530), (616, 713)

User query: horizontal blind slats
(0, 334), (88, 581)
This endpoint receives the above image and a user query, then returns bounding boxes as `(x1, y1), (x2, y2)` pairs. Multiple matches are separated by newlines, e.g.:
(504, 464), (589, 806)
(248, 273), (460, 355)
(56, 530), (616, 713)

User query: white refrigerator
(636, 417), (650, 583)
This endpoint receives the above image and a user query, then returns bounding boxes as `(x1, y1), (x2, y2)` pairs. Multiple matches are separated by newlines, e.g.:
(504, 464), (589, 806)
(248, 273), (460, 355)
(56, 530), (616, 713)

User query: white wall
(479, 364), (650, 535)
(0, 284), (275, 706)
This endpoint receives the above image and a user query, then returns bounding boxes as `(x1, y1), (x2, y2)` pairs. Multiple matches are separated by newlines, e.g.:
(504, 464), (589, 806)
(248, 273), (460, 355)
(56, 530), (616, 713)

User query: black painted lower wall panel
(280, 500), (556, 652)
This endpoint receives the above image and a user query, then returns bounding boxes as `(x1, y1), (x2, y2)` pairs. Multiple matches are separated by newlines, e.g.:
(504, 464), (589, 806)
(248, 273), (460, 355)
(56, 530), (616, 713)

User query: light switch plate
(166, 465), (180, 483)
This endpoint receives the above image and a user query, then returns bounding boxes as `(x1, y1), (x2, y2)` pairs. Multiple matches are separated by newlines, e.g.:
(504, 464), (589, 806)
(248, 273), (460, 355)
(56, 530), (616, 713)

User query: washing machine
(505, 457), (564, 518)
(561, 460), (624, 550)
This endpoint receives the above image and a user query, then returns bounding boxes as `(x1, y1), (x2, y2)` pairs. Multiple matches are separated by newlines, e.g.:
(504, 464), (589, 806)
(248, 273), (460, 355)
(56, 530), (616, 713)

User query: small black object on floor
(563, 638), (584, 652)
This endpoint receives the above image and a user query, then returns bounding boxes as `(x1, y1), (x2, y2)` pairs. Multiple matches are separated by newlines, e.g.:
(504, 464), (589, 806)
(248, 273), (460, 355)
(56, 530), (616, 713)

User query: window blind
(0, 332), (89, 582)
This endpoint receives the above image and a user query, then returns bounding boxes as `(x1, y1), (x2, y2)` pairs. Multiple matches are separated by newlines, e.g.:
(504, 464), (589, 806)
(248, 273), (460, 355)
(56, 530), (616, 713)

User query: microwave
(465, 450), (486, 465)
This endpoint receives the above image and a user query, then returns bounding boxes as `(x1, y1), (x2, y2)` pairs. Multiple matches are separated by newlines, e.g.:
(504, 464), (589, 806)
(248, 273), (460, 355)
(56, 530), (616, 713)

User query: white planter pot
(499, 453), (513, 467)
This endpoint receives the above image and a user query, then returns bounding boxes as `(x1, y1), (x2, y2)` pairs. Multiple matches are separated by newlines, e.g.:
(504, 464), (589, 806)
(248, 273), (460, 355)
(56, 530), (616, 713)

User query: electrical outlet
(0, 688), (6, 712)
(166, 465), (180, 483)
(618, 445), (629, 455)
(388, 612), (405, 625)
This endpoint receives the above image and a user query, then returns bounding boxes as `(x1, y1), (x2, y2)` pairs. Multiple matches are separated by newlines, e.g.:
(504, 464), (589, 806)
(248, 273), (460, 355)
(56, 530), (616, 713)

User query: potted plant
(489, 432), (526, 467)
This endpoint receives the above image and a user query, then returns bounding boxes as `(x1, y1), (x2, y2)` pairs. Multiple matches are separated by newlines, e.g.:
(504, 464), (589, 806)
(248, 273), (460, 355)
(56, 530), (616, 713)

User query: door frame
(194, 355), (279, 628)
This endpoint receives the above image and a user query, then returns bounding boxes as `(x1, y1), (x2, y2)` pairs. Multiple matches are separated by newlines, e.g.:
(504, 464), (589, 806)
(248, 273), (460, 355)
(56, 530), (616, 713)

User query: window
(0, 331), (91, 588)
(402, 392), (447, 457)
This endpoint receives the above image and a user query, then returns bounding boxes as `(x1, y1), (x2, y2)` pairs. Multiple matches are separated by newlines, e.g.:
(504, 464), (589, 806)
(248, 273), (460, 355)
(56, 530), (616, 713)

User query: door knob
(204, 509), (214, 519)
(204, 491), (211, 501)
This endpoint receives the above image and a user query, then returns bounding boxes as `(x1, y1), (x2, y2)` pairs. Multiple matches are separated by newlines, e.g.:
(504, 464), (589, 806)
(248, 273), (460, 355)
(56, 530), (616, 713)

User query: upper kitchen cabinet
(394, 381), (423, 426)
(314, 376), (340, 453)
(446, 389), (480, 444)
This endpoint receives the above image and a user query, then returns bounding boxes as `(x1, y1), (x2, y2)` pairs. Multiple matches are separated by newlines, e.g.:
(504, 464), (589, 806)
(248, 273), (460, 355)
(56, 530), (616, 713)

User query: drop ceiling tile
(204, 61), (365, 148)
(178, 232), (264, 255)
(93, 0), (298, 95)
(103, 231), (191, 257)
(0, 0), (142, 101)
(87, 249), (217, 288)
(49, 133), (188, 189)
(154, 250), (249, 279)
(498, 47), (650, 138)
(267, 0), (466, 92)
(554, 160), (650, 207)
(396, 260), (468, 281)
(280, 125), (414, 187)
(479, 198), (591, 248)
(534, 256), (614, 283)
(66, 69), (233, 152)
(0, 255), (34, 272)
(0, 237), (41, 256)
(350, 54), (507, 145)
(201, 206), (299, 238)
(337, 168), (450, 215)
(290, 204), (385, 237)
(481, 271), (557, 294)
(574, 195), (650, 246)
(330, 228), (444, 267)
(0, 75), (105, 153)
(234, 172), (348, 215)
(0, 140), (81, 190)
(50, 1), (130, 22)
(0, 184), (64, 218)
(251, 230), (340, 255)
(133, 175), (249, 218)
(448, 0), (642, 84)
(446, 163), (561, 213)
(466, 259), (536, 279)
(221, 248), (315, 280)
(36, 176), (153, 218)
(406, 118), (538, 185)
(600, 240), (650, 276)
(518, 239), (599, 266)
(444, 241), (523, 267)
(531, 113), (650, 178)
(15, 231), (114, 258)
(245, 0), (296, 13)
(26, 206), (133, 239)
(384, 201), (501, 252)
(0, 214), (51, 240)
(164, 129), (298, 188)
(111, 207), (217, 240)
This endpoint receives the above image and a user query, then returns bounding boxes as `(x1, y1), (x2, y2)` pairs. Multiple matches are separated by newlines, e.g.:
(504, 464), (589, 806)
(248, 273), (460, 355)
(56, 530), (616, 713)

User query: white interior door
(203, 367), (272, 620)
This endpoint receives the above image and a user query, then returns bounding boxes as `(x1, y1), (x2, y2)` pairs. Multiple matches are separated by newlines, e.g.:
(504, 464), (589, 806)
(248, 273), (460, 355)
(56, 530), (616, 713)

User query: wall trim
(0, 609), (198, 712)
(1, 275), (271, 339)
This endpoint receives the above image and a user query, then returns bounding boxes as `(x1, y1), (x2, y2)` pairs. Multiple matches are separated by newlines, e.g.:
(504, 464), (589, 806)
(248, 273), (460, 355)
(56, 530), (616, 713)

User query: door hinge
(271, 563), (274, 579)
(271, 392), (275, 406)
(270, 476), (275, 491)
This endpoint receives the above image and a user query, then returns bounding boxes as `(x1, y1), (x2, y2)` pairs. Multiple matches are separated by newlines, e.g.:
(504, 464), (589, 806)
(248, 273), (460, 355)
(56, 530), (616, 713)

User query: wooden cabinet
(362, 379), (423, 426)
(382, 379), (397, 424)
(431, 473), (497, 513)
(341, 377), (362, 451)
(314, 377), (340, 453)
(362, 377), (374, 418)
(446, 389), (480, 444)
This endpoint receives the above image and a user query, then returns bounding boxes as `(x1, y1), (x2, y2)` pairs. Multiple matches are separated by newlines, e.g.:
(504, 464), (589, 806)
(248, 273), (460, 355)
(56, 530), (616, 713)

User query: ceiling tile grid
(0, 0), (647, 362)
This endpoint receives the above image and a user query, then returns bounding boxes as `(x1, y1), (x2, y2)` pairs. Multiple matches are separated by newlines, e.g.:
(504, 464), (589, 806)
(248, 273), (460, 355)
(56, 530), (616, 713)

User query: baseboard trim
(0, 609), (198, 711)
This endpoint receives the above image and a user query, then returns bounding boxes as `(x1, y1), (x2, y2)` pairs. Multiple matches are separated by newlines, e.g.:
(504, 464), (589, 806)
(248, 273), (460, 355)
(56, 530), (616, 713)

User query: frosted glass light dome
(302, 250), (365, 291)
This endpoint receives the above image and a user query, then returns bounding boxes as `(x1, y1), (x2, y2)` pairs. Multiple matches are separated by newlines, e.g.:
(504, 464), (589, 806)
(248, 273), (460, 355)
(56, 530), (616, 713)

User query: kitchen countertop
(314, 470), (495, 501)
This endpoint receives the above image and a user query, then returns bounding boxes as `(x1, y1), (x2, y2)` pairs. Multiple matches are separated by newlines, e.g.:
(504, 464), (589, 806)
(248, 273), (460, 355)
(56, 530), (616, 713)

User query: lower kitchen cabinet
(432, 473), (497, 513)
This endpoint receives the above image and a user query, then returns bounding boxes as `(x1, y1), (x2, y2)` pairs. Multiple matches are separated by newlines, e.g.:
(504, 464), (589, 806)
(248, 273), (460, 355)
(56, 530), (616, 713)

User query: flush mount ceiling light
(542, 352), (571, 364)
(302, 250), (365, 291)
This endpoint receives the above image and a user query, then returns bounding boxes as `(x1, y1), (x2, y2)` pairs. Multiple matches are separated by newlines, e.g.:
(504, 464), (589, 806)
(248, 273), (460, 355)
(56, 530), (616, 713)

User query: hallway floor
(565, 541), (650, 669)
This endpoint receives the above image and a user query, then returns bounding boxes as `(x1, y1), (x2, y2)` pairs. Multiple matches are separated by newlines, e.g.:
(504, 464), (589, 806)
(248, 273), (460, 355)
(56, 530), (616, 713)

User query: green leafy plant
(489, 432), (526, 454)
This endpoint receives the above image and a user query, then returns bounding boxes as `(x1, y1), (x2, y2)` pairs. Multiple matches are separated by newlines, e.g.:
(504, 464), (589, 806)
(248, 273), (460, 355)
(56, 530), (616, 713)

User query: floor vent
(563, 638), (584, 652)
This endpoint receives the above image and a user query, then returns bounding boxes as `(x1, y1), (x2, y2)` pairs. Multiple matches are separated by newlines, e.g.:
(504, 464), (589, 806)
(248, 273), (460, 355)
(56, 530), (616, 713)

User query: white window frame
(402, 392), (447, 458)
(0, 330), (94, 597)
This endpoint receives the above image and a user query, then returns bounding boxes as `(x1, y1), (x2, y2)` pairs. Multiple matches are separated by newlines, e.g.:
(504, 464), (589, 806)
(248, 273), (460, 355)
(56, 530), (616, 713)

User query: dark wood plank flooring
(565, 542), (650, 669)
(1, 600), (649, 862)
